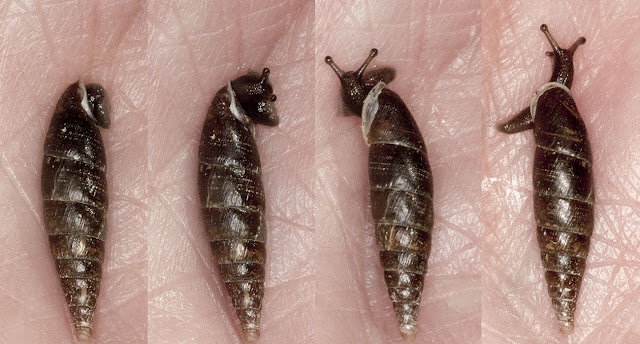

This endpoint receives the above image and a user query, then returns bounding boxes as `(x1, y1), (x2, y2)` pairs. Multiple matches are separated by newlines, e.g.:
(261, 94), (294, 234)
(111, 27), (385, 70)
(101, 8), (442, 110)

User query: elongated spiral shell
(497, 24), (591, 334)
(198, 84), (268, 342)
(365, 83), (434, 341)
(41, 81), (109, 340)
(532, 85), (593, 334)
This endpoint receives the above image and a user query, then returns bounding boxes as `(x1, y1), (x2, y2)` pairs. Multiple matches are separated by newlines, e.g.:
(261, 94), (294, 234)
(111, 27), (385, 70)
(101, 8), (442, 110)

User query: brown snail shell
(498, 24), (591, 334)
(326, 49), (433, 341)
(198, 68), (278, 342)
(42, 80), (111, 340)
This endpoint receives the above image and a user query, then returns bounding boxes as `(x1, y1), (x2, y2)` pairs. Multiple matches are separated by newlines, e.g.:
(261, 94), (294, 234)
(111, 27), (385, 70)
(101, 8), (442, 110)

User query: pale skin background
(483, 1), (640, 343)
(316, 1), (481, 343)
(2, 0), (639, 344)
(0, 0), (147, 343)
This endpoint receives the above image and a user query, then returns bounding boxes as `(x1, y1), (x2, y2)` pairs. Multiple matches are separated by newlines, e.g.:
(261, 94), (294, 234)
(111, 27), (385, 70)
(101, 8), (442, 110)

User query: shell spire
(326, 49), (433, 341)
(199, 69), (279, 341)
(42, 81), (111, 340)
(498, 25), (592, 335)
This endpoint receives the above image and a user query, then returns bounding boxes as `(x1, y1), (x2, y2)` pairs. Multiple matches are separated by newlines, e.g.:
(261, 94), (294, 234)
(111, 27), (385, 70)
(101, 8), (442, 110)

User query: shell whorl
(42, 82), (109, 340)
(198, 81), (268, 342)
(530, 82), (571, 121)
(532, 86), (593, 334)
(364, 86), (433, 340)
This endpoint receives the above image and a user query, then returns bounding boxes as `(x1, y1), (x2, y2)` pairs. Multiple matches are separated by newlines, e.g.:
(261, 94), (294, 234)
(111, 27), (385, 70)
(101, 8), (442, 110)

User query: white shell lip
(361, 81), (386, 145)
(227, 81), (255, 137)
(530, 82), (571, 120)
(78, 78), (96, 122)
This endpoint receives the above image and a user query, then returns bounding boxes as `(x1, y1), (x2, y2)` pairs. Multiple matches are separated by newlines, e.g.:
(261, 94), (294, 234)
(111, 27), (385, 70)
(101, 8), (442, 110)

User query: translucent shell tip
(244, 328), (260, 342)
(558, 320), (574, 335)
(75, 327), (91, 341)
(400, 323), (417, 341)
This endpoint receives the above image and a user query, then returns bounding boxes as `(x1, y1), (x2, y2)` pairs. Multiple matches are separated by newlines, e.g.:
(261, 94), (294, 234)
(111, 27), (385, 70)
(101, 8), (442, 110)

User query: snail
(497, 24), (591, 335)
(42, 80), (111, 340)
(326, 49), (434, 341)
(198, 68), (278, 342)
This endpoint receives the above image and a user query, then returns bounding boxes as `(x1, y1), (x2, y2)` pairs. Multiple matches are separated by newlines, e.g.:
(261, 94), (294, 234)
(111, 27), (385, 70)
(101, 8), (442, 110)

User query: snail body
(42, 80), (111, 340)
(498, 24), (591, 334)
(198, 68), (278, 342)
(326, 49), (433, 341)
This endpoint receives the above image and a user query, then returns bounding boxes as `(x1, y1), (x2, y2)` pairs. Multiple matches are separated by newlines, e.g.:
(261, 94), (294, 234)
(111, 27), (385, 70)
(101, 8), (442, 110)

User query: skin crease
(483, 1), (640, 343)
(146, 1), (314, 344)
(316, 1), (480, 343)
(0, 0), (147, 343)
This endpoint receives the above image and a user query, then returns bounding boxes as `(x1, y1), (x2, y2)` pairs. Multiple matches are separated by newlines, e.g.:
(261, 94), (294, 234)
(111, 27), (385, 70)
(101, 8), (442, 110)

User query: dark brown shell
(326, 49), (433, 340)
(41, 81), (110, 340)
(497, 24), (591, 334)
(533, 86), (593, 333)
(367, 89), (433, 340)
(198, 70), (277, 342)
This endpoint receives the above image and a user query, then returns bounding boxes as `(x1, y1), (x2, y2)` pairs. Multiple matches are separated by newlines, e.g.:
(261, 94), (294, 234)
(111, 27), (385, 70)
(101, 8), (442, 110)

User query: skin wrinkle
(171, 3), (207, 94)
(0, 156), (41, 221)
(87, 0), (98, 65)
(97, 4), (144, 66)
(34, 0), (60, 70)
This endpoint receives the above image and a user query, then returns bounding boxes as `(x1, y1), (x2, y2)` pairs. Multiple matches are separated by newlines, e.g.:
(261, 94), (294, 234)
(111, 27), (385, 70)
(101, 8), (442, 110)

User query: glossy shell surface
(531, 84), (593, 333)
(497, 24), (591, 334)
(41, 81), (110, 340)
(326, 49), (433, 340)
(366, 83), (433, 340)
(198, 70), (277, 342)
